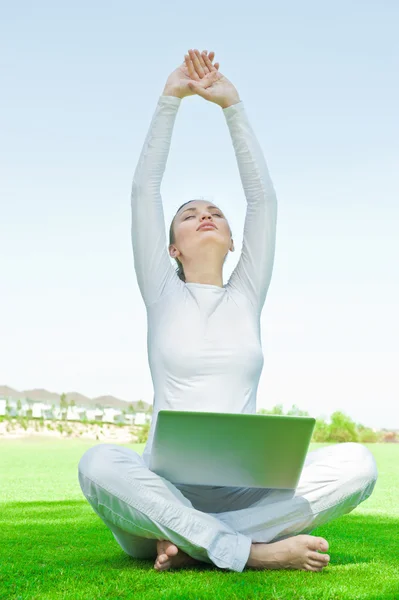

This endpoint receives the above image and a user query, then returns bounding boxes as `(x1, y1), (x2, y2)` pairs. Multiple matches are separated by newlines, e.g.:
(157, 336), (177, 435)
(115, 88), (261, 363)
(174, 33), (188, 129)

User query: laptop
(149, 410), (315, 489)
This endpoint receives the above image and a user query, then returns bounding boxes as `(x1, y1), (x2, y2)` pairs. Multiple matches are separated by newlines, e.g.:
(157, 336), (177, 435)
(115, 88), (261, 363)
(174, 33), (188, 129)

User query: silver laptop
(149, 410), (315, 489)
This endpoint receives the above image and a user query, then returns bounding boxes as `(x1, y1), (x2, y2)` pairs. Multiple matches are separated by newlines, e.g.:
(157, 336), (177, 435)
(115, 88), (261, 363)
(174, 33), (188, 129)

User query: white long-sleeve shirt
(131, 95), (278, 467)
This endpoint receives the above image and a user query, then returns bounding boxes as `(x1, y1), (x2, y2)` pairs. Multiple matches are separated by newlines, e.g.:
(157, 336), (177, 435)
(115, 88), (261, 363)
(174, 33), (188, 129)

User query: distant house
(32, 403), (54, 419)
(0, 399), (6, 416)
(134, 412), (147, 425)
(18, 402), (31, 417)
(2, 400), (18, 417)
(66, 406), (86, 421)
(0, 393), (153, 425)
(114, 412), (127, 424)
(123, 414), (135, 425)
(53, 407), (67, 420)
(85, 409), (104, 422)
(102, 408), (122, 424)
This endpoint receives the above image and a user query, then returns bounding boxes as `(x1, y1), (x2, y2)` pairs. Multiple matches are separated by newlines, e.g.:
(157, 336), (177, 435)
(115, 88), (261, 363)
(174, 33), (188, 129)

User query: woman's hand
(162, 49), (220, 99)
(186, 51), (241, 109)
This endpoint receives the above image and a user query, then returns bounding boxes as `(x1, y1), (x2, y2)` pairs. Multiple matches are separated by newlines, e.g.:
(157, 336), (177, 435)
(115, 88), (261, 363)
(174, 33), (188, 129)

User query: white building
(124, 414), (135, 425)
(66, 406), (86, 421)
(3, 400), (18, 417)
(102, 408), (122, 423)
(134, 412), (147, 425)
(32, 403), (54, 419)
(0, 399), (6, 416)
(85, 409), (104, 422)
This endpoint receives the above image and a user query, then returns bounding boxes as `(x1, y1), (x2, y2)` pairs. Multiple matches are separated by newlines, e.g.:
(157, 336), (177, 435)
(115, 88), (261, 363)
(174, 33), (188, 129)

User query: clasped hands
(163, 49), (240, 109)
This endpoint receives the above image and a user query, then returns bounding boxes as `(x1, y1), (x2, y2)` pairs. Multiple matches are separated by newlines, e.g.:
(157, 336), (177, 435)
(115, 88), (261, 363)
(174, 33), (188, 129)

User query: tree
(137, 422), (150, 443)
(257, 404), (284, 415)
(312, 418), (329, 442)
(60, 393), (68, 410)
(137, 400), (145, 411)
(17, 398), (22, 411)
(358, 427), (379, 443)
(327, 411), (359, 443)
(286, 404), (309, 417)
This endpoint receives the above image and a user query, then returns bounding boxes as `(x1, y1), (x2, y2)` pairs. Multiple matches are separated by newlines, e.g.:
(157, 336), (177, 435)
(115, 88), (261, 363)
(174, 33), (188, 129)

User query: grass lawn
(0, 439), (398, 600)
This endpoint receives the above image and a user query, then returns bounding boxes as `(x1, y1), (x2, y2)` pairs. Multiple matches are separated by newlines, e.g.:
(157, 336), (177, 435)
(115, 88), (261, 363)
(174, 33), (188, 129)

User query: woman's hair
(169, 200), (232, 282)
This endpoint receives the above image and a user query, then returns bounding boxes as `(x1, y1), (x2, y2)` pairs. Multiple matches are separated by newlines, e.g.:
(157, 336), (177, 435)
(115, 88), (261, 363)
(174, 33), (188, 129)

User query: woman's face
(169, 200), (234, 262)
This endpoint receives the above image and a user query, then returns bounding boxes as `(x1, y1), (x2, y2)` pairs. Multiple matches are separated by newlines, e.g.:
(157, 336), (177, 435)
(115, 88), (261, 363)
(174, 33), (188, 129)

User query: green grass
(0, 439), (398, 600)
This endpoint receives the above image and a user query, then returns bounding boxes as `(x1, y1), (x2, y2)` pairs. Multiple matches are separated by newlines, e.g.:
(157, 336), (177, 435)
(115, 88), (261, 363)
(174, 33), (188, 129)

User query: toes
(319, 553), (330, 564)
(157, 541), (167, 554)
(309, 551), (330, 564)
(158, 553), (169, 564)
(308, 557), (328, 569)
(154, 558), (171, 571)
(157, 541), (179, 561)
(317, 537), (329, 552)
(306, 535), (329, 553)
(304, 563), (323, 572)
(165, 545), (179, 558)
(158, 540), (179, 557)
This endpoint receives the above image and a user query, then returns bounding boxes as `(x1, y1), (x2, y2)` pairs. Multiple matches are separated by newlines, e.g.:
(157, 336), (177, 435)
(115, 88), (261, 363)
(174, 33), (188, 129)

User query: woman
(78, 49), (378, 573)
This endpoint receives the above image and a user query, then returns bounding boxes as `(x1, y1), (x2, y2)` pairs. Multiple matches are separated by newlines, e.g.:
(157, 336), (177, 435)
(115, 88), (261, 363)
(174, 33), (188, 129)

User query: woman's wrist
(219, 94), (241, 109)
(162, 84), (183, 99)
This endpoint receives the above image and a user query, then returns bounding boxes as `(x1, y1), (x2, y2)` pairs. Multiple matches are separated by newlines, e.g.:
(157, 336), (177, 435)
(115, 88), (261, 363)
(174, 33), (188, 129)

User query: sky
(1, 0), (398, 429)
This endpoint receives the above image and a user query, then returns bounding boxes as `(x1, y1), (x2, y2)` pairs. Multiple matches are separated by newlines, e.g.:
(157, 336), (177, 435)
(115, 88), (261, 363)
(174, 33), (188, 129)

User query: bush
(312, 418), (330, 443)
(137, 422), (150, 443)
(327, 411), (359, 443)
(286, 404), (309, 417)
(358, 427), (379, 443)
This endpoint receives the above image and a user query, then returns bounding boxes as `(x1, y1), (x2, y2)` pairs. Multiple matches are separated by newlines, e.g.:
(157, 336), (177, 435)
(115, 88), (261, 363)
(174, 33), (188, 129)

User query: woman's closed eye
(184, 213), (222, 221)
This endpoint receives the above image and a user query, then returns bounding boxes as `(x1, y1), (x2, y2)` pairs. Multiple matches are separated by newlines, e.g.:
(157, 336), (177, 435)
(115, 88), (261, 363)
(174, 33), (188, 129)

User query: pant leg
(209, 442), (378, 542)
(77, 443), (252, 572)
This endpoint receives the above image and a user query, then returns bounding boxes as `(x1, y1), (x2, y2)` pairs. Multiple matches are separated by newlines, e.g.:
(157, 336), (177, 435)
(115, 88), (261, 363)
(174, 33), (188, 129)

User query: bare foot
(154, 539), (202, 572)
(246, 535), (330, 572)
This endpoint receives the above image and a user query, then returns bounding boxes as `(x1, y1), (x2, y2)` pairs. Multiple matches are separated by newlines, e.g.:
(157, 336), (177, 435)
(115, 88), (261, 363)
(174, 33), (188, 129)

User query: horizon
(0, 384), (395, 430)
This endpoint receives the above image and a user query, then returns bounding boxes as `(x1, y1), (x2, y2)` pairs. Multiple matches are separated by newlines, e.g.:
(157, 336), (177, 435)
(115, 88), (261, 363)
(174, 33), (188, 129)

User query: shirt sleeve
(223, 101), (278, 315)
(130, 95), (183, 308)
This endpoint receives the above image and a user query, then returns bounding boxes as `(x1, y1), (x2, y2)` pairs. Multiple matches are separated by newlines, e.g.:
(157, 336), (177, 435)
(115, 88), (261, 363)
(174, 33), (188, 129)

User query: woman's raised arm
(130, 51), (219, 308)
(187, 51), (278, 314)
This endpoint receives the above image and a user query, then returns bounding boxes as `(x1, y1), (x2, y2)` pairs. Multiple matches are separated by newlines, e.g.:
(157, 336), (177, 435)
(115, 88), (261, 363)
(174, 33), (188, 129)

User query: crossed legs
(78, 442), (377, 572)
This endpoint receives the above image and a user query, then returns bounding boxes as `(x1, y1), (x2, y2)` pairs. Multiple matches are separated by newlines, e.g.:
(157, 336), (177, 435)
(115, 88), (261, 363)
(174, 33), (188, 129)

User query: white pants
(78, 442), (378, 572)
